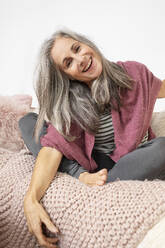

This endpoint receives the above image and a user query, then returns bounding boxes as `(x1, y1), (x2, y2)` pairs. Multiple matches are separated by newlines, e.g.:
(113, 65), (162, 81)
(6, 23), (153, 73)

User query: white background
(0, 0), (164, 110)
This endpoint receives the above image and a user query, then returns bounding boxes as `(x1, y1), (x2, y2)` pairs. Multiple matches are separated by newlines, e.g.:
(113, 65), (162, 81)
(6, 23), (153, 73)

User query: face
(51, 37), (103, 84)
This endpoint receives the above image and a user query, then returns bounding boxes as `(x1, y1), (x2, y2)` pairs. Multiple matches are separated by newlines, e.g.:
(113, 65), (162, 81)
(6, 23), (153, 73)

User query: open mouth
(82, 57), (92, 72)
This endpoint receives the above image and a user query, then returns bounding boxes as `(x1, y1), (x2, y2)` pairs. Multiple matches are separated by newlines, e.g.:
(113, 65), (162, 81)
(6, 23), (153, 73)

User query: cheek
(71, 70), (79, 78)
(67, 68), (80, 80)
(71, 65), (81, 77)
(99, 64), (103, 73)
(97, 61), (102, 75)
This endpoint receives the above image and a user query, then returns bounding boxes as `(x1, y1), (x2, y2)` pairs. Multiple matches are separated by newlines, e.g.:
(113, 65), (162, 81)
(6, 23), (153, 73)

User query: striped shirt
(94, 110), (115, 155)
(138, 131), (149, 147)
(94, 110), (148, 155)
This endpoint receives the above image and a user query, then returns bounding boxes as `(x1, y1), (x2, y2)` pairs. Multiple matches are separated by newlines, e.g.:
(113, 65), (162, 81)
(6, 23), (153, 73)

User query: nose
(74, 54), (86, 69)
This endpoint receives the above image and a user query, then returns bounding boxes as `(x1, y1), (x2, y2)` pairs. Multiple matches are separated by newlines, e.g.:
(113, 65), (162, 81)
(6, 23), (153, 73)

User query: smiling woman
(51, 37), (103, 84)
(18, 29), (164, 248)
(34, 30), (132, 142)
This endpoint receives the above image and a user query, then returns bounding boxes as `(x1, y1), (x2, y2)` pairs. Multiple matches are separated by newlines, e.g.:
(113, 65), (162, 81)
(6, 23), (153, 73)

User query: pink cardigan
(41, 61), (162, 171)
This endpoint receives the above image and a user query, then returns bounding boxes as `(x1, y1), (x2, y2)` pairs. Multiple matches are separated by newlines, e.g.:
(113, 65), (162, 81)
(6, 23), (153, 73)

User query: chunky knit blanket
(1, 146), (165, 248)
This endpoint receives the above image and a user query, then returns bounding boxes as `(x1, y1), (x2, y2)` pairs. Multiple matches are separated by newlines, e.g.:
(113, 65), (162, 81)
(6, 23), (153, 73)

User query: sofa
(0, 94), (165, 248)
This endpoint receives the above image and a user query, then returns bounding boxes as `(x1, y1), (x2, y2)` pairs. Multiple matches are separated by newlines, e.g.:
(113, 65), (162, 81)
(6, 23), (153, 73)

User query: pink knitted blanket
(1, 147), (165, 248)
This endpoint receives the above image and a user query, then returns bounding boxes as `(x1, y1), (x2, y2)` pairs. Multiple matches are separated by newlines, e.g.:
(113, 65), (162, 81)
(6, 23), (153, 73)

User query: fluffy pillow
(0, 95), (32, 151)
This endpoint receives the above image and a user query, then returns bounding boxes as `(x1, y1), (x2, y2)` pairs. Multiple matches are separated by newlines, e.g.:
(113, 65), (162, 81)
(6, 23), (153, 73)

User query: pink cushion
(0, 95), (32, 151)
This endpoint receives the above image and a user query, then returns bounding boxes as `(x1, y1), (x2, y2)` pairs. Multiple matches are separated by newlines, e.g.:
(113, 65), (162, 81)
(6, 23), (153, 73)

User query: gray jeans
(19, 112), (165, 182)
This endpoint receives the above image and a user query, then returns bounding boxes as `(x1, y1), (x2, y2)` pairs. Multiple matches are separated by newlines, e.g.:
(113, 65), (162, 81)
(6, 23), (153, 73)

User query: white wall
(0, 0), (165, 110)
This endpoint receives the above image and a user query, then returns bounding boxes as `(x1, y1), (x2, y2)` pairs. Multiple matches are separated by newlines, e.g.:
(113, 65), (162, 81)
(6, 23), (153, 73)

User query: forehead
(51, 37), (76, 66)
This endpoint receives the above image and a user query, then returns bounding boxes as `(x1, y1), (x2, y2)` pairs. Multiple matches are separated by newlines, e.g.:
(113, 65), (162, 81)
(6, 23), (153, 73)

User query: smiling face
(51, 37), (103, 84)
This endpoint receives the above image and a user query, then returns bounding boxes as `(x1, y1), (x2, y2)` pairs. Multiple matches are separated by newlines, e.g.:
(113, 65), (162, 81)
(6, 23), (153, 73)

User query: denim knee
(19, 112), (38, 133)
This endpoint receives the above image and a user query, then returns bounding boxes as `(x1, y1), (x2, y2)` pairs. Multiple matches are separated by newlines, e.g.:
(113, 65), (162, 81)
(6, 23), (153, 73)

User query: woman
(19, 29), (165, 248)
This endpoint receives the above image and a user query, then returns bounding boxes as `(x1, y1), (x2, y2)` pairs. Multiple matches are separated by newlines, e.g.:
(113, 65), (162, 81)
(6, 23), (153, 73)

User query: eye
(75, 45), (80, 53)
(66, 58), (72, 68)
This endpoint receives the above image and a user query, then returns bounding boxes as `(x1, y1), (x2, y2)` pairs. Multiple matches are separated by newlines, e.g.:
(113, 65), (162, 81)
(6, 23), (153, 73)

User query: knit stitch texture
(1, 146), (165, 248)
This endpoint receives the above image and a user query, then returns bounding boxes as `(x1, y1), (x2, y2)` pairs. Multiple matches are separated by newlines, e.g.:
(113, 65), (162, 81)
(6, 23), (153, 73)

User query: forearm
(26, 147), (62, 202)
(23, 147), (61, 246)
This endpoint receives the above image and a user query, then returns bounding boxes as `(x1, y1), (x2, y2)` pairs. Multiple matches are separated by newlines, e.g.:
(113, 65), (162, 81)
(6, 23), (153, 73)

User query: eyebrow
(62, 42), (77, 67)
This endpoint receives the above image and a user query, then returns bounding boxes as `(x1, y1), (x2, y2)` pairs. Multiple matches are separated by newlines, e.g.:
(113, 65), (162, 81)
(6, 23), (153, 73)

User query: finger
(46, 237), (59, 243)
(39, 239), (58, 248)
(43, 217), (59, 234)
(28, 226), (33, 234)
(26, 221), (33, 234)
(38, 234), (58, 248)
(34, 227), (57, 248)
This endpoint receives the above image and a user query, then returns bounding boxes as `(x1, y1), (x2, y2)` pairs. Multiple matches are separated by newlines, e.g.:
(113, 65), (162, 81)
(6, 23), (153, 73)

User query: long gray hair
(34, 29), (133, 141)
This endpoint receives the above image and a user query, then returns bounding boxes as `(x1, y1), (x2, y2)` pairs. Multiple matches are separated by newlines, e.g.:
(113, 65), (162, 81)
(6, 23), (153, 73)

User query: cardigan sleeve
(118, 61), (162, 113)
(119, 61), (162, 90)
(40, 123), (97, 171)
(40, 124), (68, 152)
(138, 62), (162, 94)
(40, 123), (77, 161)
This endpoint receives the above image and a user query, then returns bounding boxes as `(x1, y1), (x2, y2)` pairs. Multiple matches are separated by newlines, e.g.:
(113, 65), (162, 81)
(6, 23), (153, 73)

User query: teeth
(83, 58), (92, 72)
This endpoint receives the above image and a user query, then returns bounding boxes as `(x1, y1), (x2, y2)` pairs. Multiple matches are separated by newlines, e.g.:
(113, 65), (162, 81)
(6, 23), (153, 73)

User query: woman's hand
(24, 195), (59, 248)
(23, 147), (62, 247)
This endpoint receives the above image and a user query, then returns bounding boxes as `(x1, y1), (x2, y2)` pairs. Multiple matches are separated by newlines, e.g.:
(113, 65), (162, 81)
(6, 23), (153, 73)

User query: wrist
(24, 190), (39, 204)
